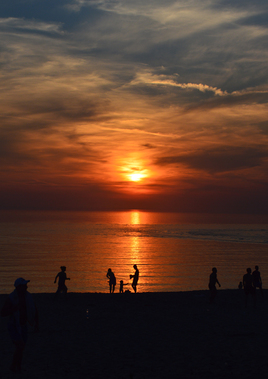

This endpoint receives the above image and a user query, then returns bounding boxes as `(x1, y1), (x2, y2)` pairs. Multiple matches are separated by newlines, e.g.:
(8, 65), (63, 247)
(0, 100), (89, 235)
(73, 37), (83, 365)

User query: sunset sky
(1, 0), (268, 213)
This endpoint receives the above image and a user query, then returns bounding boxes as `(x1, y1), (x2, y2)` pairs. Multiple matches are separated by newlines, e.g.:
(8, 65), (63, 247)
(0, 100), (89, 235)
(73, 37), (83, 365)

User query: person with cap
(54, 266), (70, 297)
(1, 278), (38, 373)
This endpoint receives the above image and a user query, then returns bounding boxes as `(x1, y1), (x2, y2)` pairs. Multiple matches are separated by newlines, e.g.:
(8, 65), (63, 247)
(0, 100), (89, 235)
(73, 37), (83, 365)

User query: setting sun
(129, 173), (144, 182)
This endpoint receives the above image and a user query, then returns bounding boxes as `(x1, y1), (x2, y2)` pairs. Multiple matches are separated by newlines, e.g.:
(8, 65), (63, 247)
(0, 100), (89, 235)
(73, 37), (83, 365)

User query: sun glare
(129, 173), (143, 182)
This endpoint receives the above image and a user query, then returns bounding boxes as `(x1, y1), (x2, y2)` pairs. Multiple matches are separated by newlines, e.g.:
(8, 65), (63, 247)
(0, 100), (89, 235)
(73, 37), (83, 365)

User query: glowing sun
(129, 173), (144, 182)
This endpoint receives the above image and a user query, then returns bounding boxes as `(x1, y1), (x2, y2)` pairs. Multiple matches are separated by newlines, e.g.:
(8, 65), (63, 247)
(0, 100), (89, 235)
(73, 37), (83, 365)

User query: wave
(114, 225), (268, 244)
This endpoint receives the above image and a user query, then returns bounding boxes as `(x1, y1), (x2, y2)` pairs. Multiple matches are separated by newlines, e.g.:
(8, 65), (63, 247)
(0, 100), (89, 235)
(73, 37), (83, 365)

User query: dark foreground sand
(1, 290), (268, 379)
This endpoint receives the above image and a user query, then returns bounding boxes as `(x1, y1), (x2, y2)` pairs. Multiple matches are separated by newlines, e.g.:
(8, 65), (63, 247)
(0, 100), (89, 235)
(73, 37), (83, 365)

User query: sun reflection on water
(130, 236), (140, 264)
(130, 210), (140, 225)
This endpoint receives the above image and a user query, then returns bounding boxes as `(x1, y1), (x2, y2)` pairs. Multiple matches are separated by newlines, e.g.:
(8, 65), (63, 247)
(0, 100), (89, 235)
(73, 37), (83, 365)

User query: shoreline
(1, 290), (267, 378)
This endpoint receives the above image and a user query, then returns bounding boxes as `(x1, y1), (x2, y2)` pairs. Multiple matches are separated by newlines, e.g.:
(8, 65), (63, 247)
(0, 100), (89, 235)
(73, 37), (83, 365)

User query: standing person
(106, 268), (116, 293)
(130, 264), (139, 293)
(243, 268), (256, 307)
(119, 280), (129, 293)
(252, 265), (264, 297)
(1, 278), (38, 373)
(54, 266), (70, 297)
(209, 267), (221, 303)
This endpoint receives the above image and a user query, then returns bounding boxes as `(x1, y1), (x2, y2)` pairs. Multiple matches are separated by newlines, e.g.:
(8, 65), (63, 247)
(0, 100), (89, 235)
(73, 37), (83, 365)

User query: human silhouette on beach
(1, 278), (38, 373)
(209, 267), (221, 303)
(243, 268), (256, 307)
(106, 268), (116, 293)
(54, 266), (70, 297)
(130, 265), (139, 293)
(252, 265), (264, 297)
(119, 280), (129, 293)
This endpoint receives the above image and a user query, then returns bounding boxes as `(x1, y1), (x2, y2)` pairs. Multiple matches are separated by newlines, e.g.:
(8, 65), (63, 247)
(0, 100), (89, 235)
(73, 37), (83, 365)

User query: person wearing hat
(54, 266), (70, 297)
(1, 278), (38, 373)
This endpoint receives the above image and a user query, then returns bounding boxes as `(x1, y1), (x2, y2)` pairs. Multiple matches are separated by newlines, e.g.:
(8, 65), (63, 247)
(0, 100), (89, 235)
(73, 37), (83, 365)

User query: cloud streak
(129, 71), (228, 96)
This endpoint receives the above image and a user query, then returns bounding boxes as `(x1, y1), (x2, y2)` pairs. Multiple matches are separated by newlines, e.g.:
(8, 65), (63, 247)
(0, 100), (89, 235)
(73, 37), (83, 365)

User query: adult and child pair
(106, 265), (139, 293)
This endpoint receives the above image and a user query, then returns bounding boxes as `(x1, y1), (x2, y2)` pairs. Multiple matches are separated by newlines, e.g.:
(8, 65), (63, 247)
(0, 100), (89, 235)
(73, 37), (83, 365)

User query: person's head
(212, 267), (217, 273)
(14, 278), (30, 294)
(247, 268), (251, 274)
(120, 280), (123, 284)
(60, 266), (66, 272)
(108, 268), (111, 273)
(255, 265), (259, 270)
(133, 265), (137, 270)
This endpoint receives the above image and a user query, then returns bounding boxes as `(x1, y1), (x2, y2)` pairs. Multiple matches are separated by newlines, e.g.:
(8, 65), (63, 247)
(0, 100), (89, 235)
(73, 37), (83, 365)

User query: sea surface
(0, 210), (268, 294)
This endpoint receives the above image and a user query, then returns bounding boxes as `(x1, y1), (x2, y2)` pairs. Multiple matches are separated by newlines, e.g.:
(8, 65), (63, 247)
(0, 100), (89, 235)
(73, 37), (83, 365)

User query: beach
(1, 290), (268, 378)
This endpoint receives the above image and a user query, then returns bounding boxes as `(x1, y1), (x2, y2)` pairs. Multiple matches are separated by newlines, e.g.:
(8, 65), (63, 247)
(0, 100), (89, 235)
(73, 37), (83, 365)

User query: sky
(0, 0), (268, 213)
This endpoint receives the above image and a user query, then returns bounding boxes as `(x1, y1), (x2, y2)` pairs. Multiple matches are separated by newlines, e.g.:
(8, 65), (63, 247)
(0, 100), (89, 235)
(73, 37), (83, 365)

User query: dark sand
(1, 290), (268, 378)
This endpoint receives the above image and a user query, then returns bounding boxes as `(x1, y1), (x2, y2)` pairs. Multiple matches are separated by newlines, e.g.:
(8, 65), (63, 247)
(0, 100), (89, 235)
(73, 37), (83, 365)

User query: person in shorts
(130, 265), (139, 293)
(54, 266), (70, 297)
(106, 268), (116, 293)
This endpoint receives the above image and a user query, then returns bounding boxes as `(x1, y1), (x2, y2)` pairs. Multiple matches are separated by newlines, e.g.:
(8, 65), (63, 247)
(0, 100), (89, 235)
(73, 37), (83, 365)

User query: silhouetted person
(209, 267), (221, 303)
(252, 265), (264, 297)
(243, 268), (256, 307)
(119, 280), (129, 293)
(238, 281), (243, 290)
(1, 278), (38, 373)
(130, 265), (139, 293)
(106, 268), (116, 293)
(54, 266), (70, 297)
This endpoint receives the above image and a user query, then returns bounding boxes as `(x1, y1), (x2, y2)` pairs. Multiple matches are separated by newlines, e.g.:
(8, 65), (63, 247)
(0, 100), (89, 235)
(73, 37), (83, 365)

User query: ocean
(0, 210), (268, 294)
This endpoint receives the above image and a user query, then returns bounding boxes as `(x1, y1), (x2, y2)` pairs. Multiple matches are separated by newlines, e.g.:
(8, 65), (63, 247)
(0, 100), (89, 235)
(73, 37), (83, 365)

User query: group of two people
(106, 265), (139, 293)
(243, 265), (263, 307)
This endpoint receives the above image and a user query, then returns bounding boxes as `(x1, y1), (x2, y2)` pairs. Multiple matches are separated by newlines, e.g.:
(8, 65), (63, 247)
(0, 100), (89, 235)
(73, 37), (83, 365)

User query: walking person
(106, 268), (116, 293)
(54, 266), (70, 297)
(130, 264), (139, 293)
(1, 278), (38, 373)
(209, 267), (221, 303)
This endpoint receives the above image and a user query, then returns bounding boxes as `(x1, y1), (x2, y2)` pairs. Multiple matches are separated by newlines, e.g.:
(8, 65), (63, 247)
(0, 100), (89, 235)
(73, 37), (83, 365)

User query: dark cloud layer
(155, 146), (268, 173)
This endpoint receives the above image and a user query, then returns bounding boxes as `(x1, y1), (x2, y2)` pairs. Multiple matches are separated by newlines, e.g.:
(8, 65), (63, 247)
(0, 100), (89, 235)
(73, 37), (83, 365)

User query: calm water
(0, 210), (268, 294)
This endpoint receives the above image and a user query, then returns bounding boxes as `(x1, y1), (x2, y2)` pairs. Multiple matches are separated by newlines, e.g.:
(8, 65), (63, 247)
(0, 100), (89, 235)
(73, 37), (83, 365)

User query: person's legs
(210, 287), (217, 303)
(245, 290), (249, 307)
(54, 287), (60, 298)
(10, 340), (25, 372)
(252, 288), (256, 307)
(63, 285), (68, 296)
